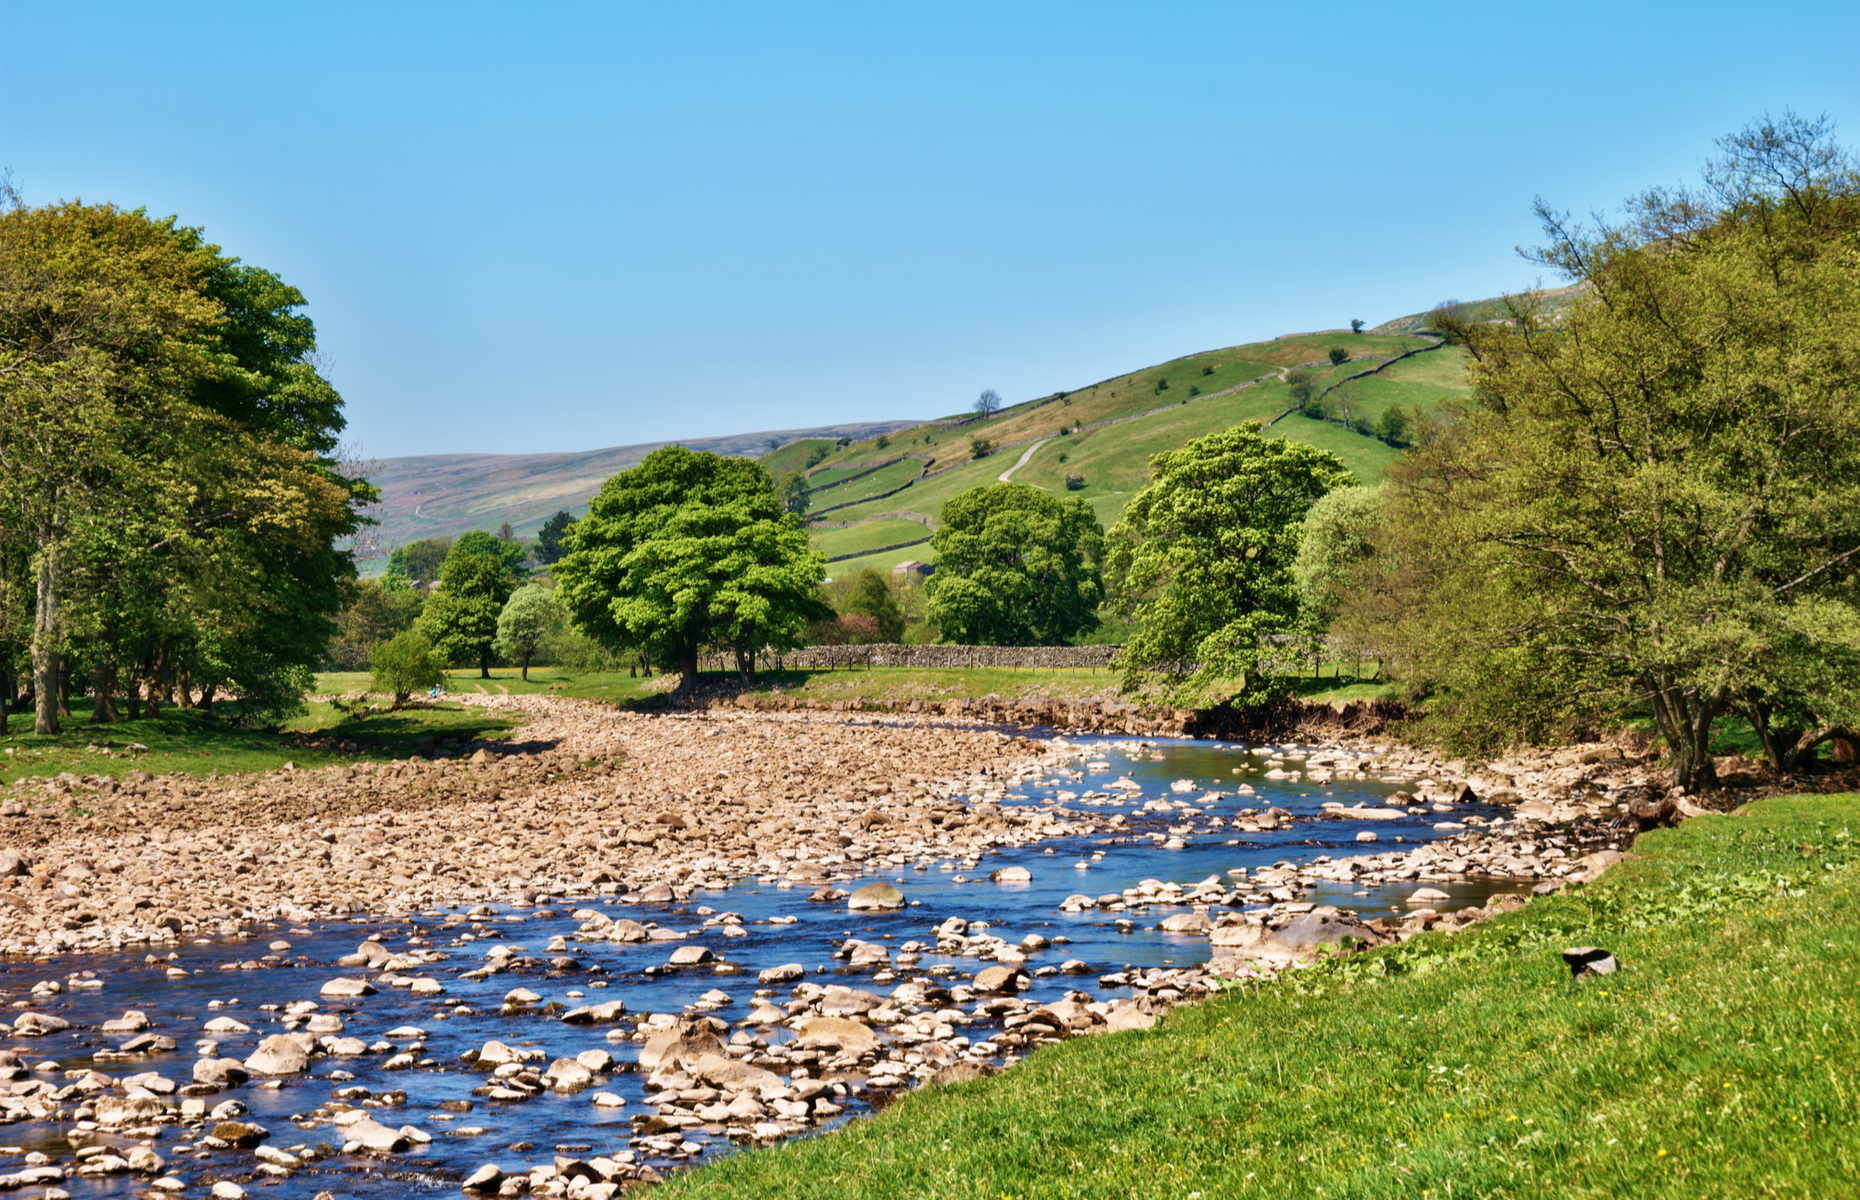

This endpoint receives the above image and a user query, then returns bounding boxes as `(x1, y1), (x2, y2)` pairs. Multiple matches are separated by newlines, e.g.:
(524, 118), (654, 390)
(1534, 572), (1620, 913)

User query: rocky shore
(0, 697), (1673, 1195)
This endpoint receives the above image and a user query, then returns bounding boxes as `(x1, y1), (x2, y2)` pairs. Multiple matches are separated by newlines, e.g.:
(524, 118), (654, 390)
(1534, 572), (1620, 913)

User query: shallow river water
(2, 731), (1532, 1196)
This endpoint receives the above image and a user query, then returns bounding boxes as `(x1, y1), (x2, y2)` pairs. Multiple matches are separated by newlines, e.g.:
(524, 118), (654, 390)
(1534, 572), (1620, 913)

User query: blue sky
(5, 2), (1858, 458)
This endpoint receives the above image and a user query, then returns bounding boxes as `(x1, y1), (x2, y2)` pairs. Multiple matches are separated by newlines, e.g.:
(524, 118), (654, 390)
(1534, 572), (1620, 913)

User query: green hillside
(788, 327), (1475, 575)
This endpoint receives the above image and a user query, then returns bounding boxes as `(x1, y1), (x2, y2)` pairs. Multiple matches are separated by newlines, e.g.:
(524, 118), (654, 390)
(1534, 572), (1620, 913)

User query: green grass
(760, 439), (836, 477)
(666, 793), (1860, 1199)
(811, 519), (934, 559)
(0, 695), (528, 785)
(807, 458), (927, 508)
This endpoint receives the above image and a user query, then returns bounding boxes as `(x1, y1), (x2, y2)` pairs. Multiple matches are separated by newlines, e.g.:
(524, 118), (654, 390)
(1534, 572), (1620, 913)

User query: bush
(1200, 364), (1214, 376)
(970, 437), (993, 459)
(1155, 377), (1169, 393)
(1188, 384), (1201, 397)
(1328, 347), (1350, 366)
(1064, 473), (1086, 490)
(875, 434), (890, 450)
(1057, 451), (1069, 464)
(1350, 317), (1365, 333)
(370, 630), (445, 708)
(803, 612), (882, 645)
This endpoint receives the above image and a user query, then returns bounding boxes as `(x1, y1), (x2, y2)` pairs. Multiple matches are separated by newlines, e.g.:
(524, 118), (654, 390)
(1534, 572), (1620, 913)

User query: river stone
(1103, 1004), (1157, 1032)
(342, 1115), (411, 1152)
(101, 1010), (150, 1033)
(1407, 887), (1452, 905)
(204, 1016), (250, 1033)
(320, 977), (377, 997)
(475, 1040), (524, 1067)
(989, 865), (1032, 884)
(463, 1164), (505, 1192)
(503, 987), (543, 1005)
(13, 1012), (70, 1036)
(796, 1016), (880, 1055)
(972, 965), (1027, 994)
(758, 962), (805, 984)
(1159, 912), (1211, 934)
(245, 1034), (312, 1076)
(637, 1024), (724, 1073)
(560, 999), (627, 1024)
(638, 882), (676, 902)
(121, 1033), (178, 1053)
(668, 945), (714, 965)
(193, 1057), (250, 1086)
(847, 881), (905, 911)
(543, 1058), (595, 1089)
(1264, 912), (1375, 957)
(605, 919), (650, 942)
(691, 1051), (781, 1092)
(928, 1060), (997, 1085)
(816, 987), (885, 1017)
(97, 1095), (171, 1125)
(212, 1120), (270, 1148)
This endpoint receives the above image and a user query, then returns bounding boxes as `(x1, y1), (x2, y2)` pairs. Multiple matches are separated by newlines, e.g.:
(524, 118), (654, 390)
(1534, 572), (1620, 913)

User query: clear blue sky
(5, 2), (1857, 459)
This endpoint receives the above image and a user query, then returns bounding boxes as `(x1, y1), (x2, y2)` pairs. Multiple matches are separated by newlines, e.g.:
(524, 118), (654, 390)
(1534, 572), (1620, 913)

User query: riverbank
(663, 791), (1860, 1200)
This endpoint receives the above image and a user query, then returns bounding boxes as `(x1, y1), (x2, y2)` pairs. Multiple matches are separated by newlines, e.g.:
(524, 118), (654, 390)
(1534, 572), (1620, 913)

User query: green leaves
(1104, 422), (1352, 703)
(925, 483), (1104, 646)
(553, 446), (828, 687)
(417, 550), (517, 675)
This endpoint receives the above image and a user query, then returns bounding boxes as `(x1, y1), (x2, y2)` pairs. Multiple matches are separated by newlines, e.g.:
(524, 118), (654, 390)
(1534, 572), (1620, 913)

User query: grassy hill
(789, 328), (1476, 576)
(361, 419), (921, 569)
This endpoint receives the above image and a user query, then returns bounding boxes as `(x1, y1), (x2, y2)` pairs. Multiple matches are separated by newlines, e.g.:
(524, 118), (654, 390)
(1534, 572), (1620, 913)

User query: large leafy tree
(494, 583), (563, 681)
(385, 537), (453, 584)
(553, 446), (828, 690)
(1105, 423), (1352, 702)
(417, 547), (516, 677)
(453, 529), (529, 578)
(925, 483), (1104, 646)
(1350, 112), (1860, 789)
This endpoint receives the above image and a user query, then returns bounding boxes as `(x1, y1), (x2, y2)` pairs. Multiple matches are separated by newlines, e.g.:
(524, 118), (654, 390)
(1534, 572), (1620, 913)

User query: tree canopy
(386, 537), (453, 583)
(494, 583), (563, 681)
(1345, 112), (1860, 788)
(535, 510), (574, 566)
(416, 544), (516, 677)
(840, 568), (905, 642)
(0, 198), (373, 732)
(925, 484), (1104, 646)
(452, 529), (529, 578)
(1105, 423), (1352, 702)
(553, 446), (828, 690)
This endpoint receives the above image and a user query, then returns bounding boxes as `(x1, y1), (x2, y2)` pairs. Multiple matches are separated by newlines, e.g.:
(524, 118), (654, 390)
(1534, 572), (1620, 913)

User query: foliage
(385, 536), (452, 583)
(553, 446), (829, 689)
(926, 483), (1103, 646)
(416, 547), (515, 677)
(803, 612), (882, 645)
(534, 510), (574, 566)
(1064, 473), (1085, 491)
(0, 198), (372, 734)
(493, 583), (564, 681)
(777, 470), (812, 515)
(452, 528), (529, 578)
(368, 629), (445, 707)
(874, 434), (890, 450)
(1349, 113), (1860, 789)
(1291, 485), (1383, 630)
(1350, 317), (1365, 333)
(1327, 346), (1349, 366)
(969, 437), (993, 459)
(838, 568), (905, 642)
(1284, 367), (1316, 411)
(1105, 422), (1352, 703)
(328, 576), (423, 670)
(1372, 402), (1412, 447)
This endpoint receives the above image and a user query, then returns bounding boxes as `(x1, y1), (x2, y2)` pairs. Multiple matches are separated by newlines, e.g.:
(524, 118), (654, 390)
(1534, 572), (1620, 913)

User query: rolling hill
(360, 303), (1496, 574)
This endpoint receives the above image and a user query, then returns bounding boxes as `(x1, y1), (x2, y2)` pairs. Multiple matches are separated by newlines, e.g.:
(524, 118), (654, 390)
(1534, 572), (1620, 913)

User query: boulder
(12, 1012), (70, 1036)
(989, 866), (1032, 884)
(212, 1120), (270, 1148)
(193, 1057), (250, 1086)
(244, 1034), (311, 1076)
(669, 945), (714, 966)
(560, 999), (627, 1024)
(1407, 887), (1452, 905)
(320, 977), (376, 997)
(343, 1115), (412, 1152)
(796, 1016), (880, 1055)
(758, 962), (805, 985)
(847, 881), (906, 911)
(971, 965), (1027, 994)
(637, 1024), (724, 1073)
(690, 1051), (781, 1092)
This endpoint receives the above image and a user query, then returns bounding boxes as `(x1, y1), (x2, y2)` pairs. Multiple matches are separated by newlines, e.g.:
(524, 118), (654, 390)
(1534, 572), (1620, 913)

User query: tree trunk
(152, 637), (173, 708)
(175, 663), (193, 710)
(672, 634), (700, 694)
(520, 652), (530, 683)
(32, 551), (61, 735)
(1650, 681), (1724, 792)
(92, 658), (119, 724)
(199, 680), (217, 709)
(480, 645), (492, 679)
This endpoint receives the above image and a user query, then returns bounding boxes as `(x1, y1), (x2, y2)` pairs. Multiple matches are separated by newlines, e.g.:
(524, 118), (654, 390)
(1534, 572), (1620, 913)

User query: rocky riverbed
(0, 698), (1652, 1196)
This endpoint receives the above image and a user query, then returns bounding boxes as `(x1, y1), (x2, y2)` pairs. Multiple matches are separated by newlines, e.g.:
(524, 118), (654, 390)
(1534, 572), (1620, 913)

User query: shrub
(1350, 318), (1365, 333)
(1065, 473), (1086, 490)
(1188, 384), (1201, 397)
(1200, 365), (1214, 376)
(370, 630), (445, 708)
(970, 437), (993, 459)
(1155, 377), (1169, 393)
(1057, 451), (1069, 464)
(875, 434), (890, 450)
(1328, 347), (1349, 366)
(803, 613), (882, 645)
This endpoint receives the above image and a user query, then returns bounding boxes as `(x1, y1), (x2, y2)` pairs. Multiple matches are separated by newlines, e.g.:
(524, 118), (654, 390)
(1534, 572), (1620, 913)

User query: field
(791, 333), (1471, 575)
(664, 792), (1860, 1199)
(810, 518), (933, 560)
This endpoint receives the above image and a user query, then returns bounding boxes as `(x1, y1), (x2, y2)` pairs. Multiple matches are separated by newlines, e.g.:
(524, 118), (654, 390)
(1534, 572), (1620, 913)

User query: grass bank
(0, 694), (528, 785)
(665, 793), (1860, 1199)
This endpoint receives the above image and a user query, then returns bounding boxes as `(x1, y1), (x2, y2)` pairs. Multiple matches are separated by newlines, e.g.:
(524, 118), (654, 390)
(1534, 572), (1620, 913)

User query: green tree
(417, 549), (515, 677)
(1355, 113), (1860, 789)
(452, 529), (529, 578)
(1373, 404), (1412, 447)
(494, 583), (564, 681)
(926, 483), (1103, 645)
(875, 434), (891, 451)
(370, 628), (444, 708)
(969, 437), (993, 459)
(329, 575), (423, 670)
(1292, 486), (1384, 630)
(1105, 423), (1352, 702)
(535, 510), (574, 566)
(841, 568), (905, 642)
(1327, 347), (1349, 366)
(1284, 368), (1318, 413)
(385, 537), (453, 583)
(777, 470), (812, 515)
(1351, 318), (1366, 333)
(553, 446), (829, 690)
